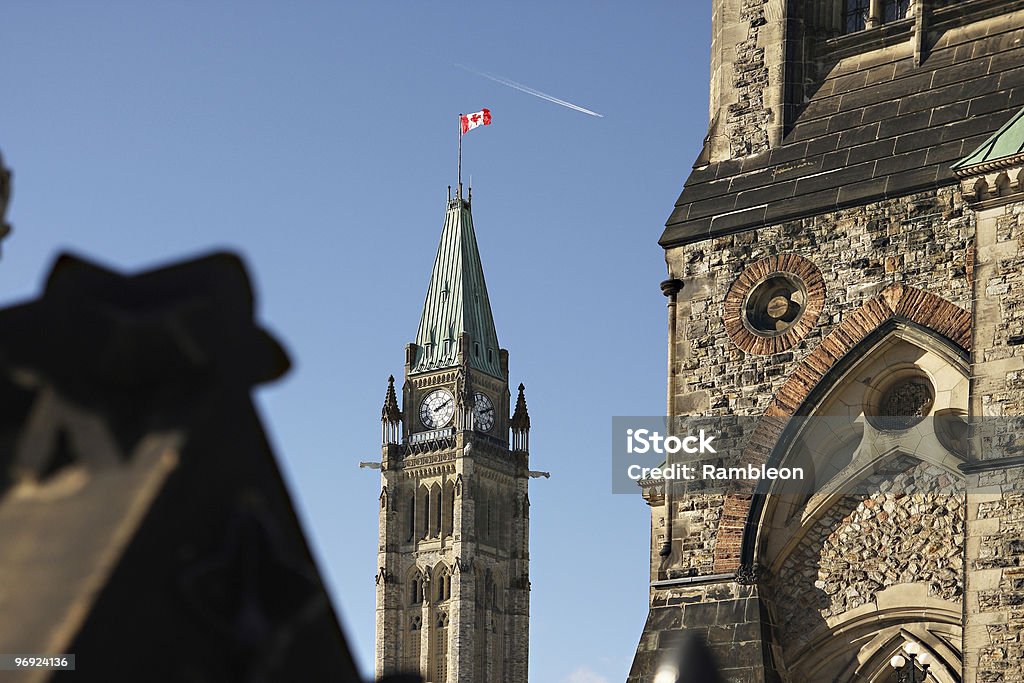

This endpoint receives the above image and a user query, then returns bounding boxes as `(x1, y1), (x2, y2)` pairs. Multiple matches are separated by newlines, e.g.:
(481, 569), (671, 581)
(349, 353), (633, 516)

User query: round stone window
(743, 275), (807, 336)
(866, 374), (935, 431)
(724, 255), (825, 355)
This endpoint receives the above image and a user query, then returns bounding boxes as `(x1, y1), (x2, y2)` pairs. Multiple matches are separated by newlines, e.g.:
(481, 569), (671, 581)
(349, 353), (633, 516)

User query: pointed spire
(381, 375), (401, 445)
(381, 375), (400, 422)
(511, 383), (530, 452)
(511, 383), (530, 431)
(411, 194), (502, 378)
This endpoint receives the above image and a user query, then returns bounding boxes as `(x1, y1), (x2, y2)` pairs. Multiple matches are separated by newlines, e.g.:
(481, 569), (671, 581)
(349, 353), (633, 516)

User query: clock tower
(374, 186), (531, 683)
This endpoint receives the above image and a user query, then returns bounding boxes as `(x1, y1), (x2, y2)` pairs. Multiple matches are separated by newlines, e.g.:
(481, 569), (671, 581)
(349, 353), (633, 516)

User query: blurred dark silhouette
(658, 634), (725, 683)
(0, 252), (366, 682)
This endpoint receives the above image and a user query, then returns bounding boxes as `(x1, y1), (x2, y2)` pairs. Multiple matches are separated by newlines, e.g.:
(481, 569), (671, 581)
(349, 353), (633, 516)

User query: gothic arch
(432, 562), (452, 603)
(429, 482), (442, 538)
(416, 484), (429, 540)
(442, 478), (455, 538)
(730, 290), (970, 680)
(712, 284), (971, 572)
(407, 566), (425, 605)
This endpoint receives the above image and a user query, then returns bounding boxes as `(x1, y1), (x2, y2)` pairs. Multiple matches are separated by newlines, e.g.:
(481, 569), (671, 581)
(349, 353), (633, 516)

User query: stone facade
(630, 1), (1024, 681)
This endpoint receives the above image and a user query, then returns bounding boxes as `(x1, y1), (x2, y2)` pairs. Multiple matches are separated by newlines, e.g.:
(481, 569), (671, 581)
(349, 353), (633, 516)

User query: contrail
(455, 64), (604, 118)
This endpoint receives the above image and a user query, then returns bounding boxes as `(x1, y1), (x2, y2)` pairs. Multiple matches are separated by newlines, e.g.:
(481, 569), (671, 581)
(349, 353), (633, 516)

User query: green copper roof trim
(953, 105), (1024, 176)
(411, 196), (503, 379)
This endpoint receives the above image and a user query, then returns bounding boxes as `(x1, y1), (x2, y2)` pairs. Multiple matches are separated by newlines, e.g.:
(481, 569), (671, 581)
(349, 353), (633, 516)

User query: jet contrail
(455, 64), (604, 118)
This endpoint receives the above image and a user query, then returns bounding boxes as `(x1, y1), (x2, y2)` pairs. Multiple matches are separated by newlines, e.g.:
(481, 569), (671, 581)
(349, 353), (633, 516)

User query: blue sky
(1, 3), (709, 681)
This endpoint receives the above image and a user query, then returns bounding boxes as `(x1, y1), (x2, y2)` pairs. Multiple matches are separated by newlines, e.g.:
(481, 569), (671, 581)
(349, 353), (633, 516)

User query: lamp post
(889, 641), (932, 682)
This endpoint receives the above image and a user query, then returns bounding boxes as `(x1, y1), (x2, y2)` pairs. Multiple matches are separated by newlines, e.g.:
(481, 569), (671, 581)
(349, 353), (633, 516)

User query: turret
(510, 383), (530, 453)
(381, 375), (401, 446)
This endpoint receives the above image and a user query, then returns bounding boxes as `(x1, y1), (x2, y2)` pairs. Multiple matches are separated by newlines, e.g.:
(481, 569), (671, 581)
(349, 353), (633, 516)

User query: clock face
(473, 392), (495, 432)
(419, 389), (455, 429)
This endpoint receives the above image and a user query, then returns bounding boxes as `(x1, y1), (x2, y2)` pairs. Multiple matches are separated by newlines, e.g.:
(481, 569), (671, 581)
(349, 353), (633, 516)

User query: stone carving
(735, 563), (761, 585)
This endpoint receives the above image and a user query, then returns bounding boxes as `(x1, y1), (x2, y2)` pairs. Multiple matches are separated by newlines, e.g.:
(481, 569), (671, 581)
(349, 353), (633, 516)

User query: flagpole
(458, 114), (463, 197)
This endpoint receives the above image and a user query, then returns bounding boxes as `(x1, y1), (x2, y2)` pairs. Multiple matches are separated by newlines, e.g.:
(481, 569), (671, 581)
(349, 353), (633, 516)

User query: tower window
(474, 342), (480, 357)
(882, 0), (910, 22)
(843, 0), (870, 33)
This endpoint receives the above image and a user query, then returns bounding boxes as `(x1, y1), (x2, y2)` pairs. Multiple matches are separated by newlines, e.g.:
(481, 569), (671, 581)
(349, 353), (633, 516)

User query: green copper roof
(953, 106), (1024, 175)
(411, 194), (502, 379)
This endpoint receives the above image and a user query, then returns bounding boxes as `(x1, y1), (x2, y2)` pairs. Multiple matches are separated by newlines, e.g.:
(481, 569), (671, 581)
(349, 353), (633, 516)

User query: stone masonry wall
(978, 203), (1024, 416)
(628, 582), (774, 683)
(706, 0), (785, 162)
(965, 195), (1024, 683)
(729, 0), (771, 158)
(973, 481), (1024, 683)
(772, 457), (965, 651)
(661, 186), (973, 575)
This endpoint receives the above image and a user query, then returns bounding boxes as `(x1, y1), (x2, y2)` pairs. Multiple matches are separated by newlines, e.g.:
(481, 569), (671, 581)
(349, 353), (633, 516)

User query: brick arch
(713, 284), (971, 573)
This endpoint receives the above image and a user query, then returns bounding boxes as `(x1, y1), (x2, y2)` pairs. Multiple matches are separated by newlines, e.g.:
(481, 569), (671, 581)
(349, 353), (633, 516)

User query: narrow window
(843, 0), (870, 32)
(432, 483), (442, 538)
(407, 494), (416, 542)
(882, 0), (909, 22)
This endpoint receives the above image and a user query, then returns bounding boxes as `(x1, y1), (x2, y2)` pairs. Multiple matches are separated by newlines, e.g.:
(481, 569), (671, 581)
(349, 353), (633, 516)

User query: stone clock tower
(374, 186), (531, 683)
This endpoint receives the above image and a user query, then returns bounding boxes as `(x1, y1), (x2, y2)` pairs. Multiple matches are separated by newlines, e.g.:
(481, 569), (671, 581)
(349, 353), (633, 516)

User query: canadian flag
(460, 108), (492, 134)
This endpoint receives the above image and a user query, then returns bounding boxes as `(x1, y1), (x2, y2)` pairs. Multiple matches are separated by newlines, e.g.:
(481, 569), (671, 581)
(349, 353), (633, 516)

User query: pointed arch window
(430, 482), (442, 538)
(434, 565), (452, 602)
(410, 573), (424, 605)
(417, 485), (430, 540)
(406, 492), (416, 543)
(442, 479), (455, 538)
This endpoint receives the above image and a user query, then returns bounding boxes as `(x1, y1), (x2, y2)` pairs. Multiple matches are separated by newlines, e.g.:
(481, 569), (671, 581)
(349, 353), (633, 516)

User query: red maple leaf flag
(460, 108), (492, 134)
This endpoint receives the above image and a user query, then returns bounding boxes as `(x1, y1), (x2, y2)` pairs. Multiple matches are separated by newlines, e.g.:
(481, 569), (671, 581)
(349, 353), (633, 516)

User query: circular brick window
(724, 255), (825, 355)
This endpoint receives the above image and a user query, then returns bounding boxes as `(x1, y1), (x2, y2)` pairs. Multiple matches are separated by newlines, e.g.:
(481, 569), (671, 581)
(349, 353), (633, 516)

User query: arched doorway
(751, 325), (967, 681)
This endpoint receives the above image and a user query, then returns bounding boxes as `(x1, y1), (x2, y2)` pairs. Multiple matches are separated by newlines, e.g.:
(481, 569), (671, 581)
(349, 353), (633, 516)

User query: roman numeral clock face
(419, 389), (455, 429)
(473, 392), (494, 432)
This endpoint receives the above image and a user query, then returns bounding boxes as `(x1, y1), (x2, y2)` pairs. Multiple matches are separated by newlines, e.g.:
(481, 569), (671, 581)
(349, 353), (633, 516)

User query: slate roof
(412, 194), (503, 379)
(661, 5), (1024, 248)
(952, 104), (1024, 174)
